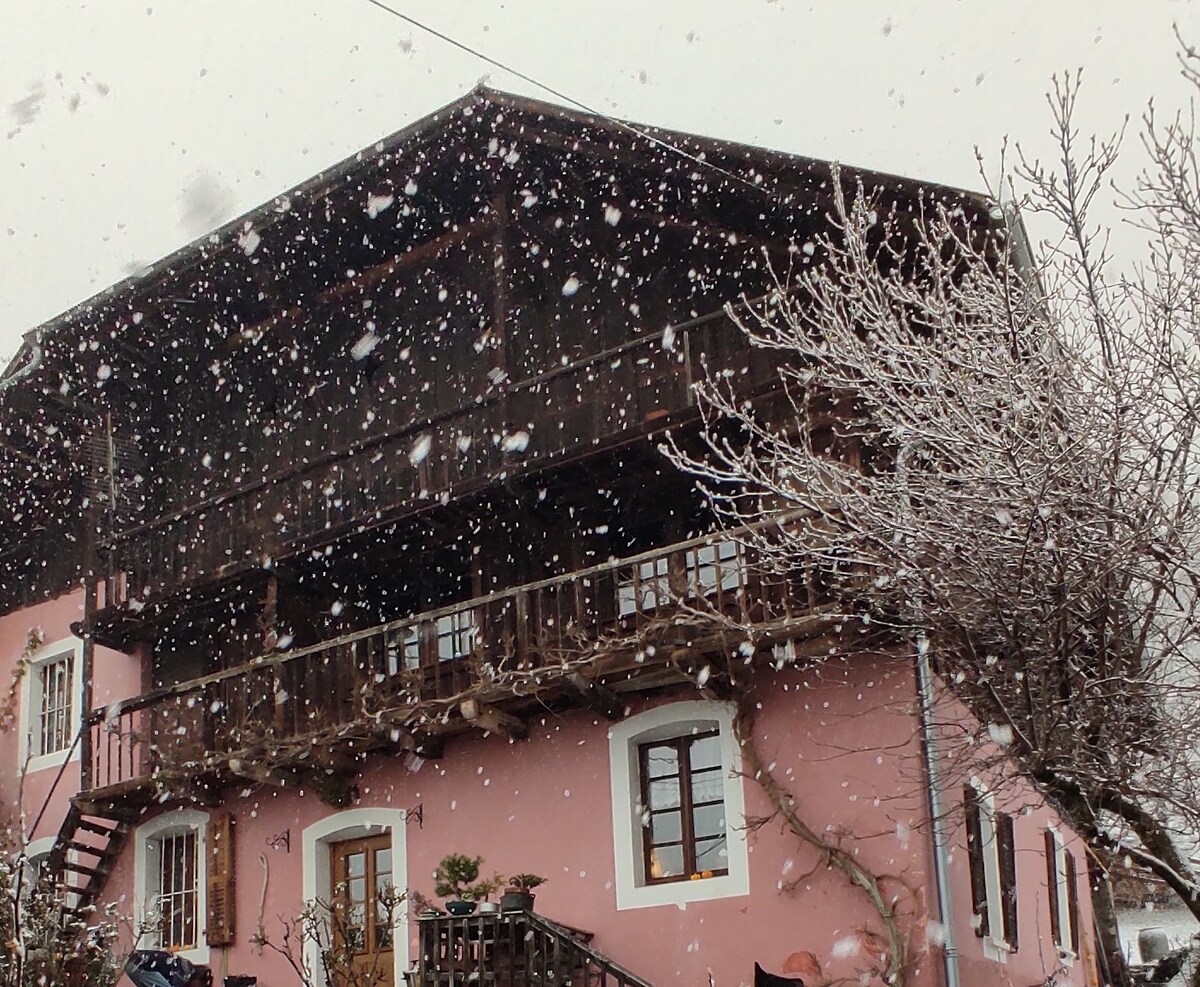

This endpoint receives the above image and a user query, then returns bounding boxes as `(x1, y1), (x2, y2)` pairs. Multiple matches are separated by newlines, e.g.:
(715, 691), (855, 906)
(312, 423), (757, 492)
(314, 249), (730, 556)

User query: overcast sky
(1, 0), (1196, 362)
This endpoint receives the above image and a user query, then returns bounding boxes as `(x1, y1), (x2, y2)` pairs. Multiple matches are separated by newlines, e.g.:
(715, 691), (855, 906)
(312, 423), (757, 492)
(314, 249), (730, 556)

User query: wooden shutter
(1065, 851), (1081, 954)
(206, 811), (236, 947)
(1044, 829), (1061, 947)
(964, 787), (989, 938)
(997, 812), (1018, 950)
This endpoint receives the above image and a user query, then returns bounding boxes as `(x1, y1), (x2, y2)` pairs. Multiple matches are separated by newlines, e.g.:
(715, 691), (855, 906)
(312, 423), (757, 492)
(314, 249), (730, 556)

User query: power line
(359, 0), (779, 201)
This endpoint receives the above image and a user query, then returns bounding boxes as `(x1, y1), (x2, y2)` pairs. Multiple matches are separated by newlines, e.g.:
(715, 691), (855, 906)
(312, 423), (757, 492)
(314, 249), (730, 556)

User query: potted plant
(473, 874), (504, 913)
(409, 889), (443, 919)
(500, 873), (546, 913)
(434, 853), (493, 916)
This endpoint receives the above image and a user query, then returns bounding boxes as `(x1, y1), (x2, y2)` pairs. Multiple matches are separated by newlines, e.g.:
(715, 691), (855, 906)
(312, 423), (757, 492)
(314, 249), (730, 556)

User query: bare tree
(667, 45), (1200, 983)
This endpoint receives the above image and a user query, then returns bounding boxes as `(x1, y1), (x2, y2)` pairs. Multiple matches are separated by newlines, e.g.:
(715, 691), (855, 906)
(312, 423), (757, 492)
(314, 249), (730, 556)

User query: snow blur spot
(351, 331), (380, 361)
(179, 172), (235, 237)
(831, 934), (860, 958)
(501, 430), (530, 454)
(366, 193), (395, 218)
(237, 227), (261, 257)
(410, 434), (433, 465)
(988, 723), (1014, 747)
(562, 276), (581, 297)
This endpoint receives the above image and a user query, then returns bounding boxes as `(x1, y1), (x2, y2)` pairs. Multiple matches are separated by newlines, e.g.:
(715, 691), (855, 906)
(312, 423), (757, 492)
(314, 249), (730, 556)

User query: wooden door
(329, 834), (397, 987)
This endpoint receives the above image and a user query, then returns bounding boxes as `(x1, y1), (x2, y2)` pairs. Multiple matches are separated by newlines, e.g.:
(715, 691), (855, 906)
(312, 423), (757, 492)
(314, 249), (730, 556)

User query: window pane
(644, 744), (679, 779)
(689, 734), (721, 771)
(692, 802), (726, 840)
(691, 767), (724, 805)
(347, 852), (365, 879)
(694, 836), (728, 871)
(650, 810), (682, 845)
(650, 845), (684, 879)
(375, 848), (391, 876)
(649, 777), (682, 810)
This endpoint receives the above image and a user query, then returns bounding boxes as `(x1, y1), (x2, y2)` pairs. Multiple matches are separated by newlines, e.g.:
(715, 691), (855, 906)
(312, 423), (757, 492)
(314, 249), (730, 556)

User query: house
(0, 88), (1099, 987)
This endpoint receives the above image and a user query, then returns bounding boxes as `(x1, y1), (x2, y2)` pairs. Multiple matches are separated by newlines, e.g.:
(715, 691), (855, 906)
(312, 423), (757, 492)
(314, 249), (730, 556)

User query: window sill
(617, 871), (748, 910)
(25, 744), (78, 775)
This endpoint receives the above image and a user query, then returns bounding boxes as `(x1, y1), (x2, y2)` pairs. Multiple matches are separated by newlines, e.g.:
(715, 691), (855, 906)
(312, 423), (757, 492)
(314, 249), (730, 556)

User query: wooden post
(79, 503), (97, 792)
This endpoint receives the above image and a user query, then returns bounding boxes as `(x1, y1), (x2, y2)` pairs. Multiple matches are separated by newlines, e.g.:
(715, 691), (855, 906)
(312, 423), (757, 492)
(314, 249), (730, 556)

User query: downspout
(897, 440), (960, 987)
(916, 632), (961, 987)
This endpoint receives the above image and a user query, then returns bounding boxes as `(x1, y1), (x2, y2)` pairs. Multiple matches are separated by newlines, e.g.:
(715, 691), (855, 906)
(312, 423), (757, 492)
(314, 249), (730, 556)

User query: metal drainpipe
(896, 441), (960, 987)
(916, 630), (961, 987)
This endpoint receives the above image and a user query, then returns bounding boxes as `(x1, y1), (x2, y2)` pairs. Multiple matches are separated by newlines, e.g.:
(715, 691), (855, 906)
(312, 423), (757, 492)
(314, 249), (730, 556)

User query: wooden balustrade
(416, 911), (653, 987)
(100, 311), (774, 608)
(83, 526), (803, 796)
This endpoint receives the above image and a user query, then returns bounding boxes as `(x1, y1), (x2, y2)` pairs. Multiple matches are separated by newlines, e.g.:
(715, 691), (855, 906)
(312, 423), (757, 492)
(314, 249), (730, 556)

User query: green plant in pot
(435, 853), (490, 916)
(500, 873), (546, 913)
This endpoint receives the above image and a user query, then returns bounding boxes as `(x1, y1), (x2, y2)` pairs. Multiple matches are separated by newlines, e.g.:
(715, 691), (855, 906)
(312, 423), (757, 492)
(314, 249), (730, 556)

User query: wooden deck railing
(100, 309), (775, 608)
(84, 527), (806, 795)
(417, 911), (654, 987)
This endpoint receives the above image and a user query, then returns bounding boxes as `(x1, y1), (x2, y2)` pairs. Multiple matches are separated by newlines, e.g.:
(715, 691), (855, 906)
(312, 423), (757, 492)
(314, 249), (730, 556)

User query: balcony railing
(100, 309), (777, 609)
(416, 911), (652, 987)
(84, 527), (812, 796)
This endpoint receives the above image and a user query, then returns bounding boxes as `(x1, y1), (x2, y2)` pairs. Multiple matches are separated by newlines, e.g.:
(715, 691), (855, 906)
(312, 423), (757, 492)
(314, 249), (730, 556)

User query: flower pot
(500, 890), (535, 913)
(445, 899), (478, 916)
(477, 901), (500, 914)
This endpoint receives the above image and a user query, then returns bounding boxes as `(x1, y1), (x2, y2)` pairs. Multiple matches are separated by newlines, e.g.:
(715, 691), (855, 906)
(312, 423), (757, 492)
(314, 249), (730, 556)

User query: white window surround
(23, 835), (56, 884)
(302, 808), (409, 987)
(133, 809), (209, 966)
(17, 637), (83, 774)
(1047, 826), (1076, 965)
(608, 700), (749, 910)
(969, 782), (1011, 964)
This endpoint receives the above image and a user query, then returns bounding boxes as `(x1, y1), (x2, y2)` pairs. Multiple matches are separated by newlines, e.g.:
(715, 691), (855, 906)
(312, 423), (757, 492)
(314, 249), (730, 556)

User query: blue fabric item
(124, 950), (198, 987)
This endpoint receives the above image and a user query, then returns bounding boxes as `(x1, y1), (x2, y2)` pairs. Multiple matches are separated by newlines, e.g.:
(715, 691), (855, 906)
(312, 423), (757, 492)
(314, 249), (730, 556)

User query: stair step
(61, 861), (109, 880)
(62, 840), (110, 858)
(75, 818), (127, 837)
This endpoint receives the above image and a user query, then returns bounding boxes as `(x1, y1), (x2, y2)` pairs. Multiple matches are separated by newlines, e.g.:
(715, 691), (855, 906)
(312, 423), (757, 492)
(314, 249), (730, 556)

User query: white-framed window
(607, 701), (749, 909)
(134, 809), (209, 965)
(682, 541), (745, 598)
(964, 784), (1018, 961)
(17, 638), (83, 773)
(617, 542), (746, 617)
(618, 557), (670, 616)
(302, 808), (409, 987)
(1044, 827), (1080, 960)
(435, 610), (476, 662)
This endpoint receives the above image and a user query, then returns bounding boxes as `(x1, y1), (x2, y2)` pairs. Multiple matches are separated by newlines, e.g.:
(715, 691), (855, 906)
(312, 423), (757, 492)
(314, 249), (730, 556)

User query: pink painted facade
(55, 650), (1097, 987)
(0, 589), (141, 845)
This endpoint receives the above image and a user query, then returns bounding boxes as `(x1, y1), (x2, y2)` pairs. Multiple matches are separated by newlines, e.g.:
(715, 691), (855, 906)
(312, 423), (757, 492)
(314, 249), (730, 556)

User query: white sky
(1, 0), (1197, 362)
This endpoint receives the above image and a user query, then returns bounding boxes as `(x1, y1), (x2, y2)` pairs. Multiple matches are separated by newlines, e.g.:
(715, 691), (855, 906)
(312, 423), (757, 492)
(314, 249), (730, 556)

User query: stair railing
(416, 911), (653, 987)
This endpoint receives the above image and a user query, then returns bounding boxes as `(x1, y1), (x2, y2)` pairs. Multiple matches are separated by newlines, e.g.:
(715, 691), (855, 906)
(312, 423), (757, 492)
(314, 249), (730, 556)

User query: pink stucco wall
(95, 653), (1097, 987)
(0, 589), (142, 844)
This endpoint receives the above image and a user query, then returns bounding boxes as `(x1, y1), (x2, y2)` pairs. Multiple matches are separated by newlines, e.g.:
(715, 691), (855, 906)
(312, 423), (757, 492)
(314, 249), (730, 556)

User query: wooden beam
(564, 673), (625, 720)
(459, 698), (527, 740)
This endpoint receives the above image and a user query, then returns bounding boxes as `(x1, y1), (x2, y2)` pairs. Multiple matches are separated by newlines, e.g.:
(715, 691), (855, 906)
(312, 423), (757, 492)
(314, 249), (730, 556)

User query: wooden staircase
(46, 802), (135, 927)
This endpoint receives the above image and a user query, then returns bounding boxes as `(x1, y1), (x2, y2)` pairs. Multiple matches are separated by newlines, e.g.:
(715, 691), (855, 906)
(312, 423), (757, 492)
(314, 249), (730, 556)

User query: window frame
(17, 638), (84, 774)
(608, 701), (749, 910)
(1044, 827), (1081, 960)
(637, 730), (729, 884)
(134, 809), (209, 966)
(964, 784), (1018, 960)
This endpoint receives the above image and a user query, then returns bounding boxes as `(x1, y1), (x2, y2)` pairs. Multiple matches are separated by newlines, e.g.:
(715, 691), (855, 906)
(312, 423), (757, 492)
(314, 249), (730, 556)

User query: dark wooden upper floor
(0, 87), (995, 619)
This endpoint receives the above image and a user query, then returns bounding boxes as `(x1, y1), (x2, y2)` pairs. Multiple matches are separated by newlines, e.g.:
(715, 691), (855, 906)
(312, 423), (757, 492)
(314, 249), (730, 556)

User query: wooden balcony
(80, 527), (821, 805)
(97, 308), (778, 617)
